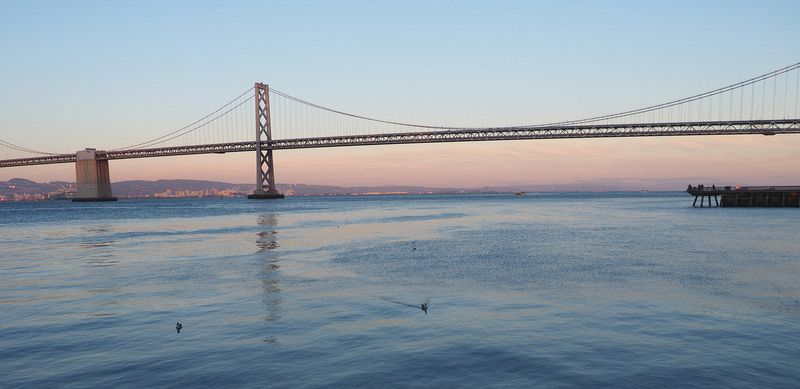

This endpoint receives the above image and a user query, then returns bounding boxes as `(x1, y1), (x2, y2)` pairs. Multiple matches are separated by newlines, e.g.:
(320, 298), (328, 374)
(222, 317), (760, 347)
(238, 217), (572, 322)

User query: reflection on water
(257, 214), (281, 341)
(79, 225), (118, 267)
(3, 195), (800, 387)
(256, 214), (279, 253)
(261, 278), (281, 322)
(256, 231), (279, 252)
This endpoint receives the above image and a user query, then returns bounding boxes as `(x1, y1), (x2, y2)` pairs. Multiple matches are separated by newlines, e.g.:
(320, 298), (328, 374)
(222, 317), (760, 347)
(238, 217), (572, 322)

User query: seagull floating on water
(380, 297), (430, 314)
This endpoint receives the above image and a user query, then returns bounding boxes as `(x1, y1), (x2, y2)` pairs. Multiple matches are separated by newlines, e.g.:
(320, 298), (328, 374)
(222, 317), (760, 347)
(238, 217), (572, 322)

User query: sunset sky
(1, 1), (799, 189)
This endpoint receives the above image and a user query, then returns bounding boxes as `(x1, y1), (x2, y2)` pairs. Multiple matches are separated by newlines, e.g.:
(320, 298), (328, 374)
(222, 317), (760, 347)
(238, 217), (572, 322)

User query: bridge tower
(248, 82), (284, 199)
(72, 148), (117, 202)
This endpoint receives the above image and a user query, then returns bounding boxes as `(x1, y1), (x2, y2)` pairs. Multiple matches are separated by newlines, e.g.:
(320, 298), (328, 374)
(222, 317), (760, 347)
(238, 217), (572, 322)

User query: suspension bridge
(1, 63), (800, 200)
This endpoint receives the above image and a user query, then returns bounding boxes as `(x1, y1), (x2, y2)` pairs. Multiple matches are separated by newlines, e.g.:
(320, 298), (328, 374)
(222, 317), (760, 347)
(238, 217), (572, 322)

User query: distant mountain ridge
(0, 178), (75, 200)
(0, 178), (485, 200)
(1, 177), (682, 201)
(114, 179), (251, 197)
(112, 180), (479, 197)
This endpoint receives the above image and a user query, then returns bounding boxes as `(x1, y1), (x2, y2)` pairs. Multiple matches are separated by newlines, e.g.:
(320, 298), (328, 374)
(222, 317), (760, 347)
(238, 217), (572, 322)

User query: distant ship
(514, 191), (527, 196)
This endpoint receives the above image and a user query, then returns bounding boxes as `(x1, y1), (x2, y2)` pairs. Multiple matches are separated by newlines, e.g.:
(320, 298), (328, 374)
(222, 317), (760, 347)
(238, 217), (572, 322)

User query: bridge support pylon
(72, 148), (117, 202)
(248, 82), (284, 200)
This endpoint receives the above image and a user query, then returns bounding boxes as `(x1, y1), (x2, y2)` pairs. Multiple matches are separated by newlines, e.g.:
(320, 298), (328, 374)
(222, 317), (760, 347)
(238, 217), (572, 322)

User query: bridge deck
(2, 119), (799, 168)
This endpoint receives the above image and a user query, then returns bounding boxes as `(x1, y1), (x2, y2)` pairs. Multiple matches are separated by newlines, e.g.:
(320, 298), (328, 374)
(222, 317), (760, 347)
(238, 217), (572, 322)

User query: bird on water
(176, 322), (183, 333)
(380, 297), (430, 314)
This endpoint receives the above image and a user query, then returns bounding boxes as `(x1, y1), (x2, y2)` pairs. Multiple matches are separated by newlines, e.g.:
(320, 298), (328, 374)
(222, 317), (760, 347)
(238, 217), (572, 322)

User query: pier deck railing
(687, 185), (800, 195)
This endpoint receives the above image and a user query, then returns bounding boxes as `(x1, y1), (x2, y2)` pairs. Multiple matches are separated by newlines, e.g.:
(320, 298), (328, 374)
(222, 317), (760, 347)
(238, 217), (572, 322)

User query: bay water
(1, 193), (799, 387)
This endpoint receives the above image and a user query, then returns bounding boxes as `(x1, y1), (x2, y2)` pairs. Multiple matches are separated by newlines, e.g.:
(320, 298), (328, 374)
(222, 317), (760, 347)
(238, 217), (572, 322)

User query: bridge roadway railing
(1, 119), (799, 167)
(0, 153), (77, 168)
(266, 119), (800, 150)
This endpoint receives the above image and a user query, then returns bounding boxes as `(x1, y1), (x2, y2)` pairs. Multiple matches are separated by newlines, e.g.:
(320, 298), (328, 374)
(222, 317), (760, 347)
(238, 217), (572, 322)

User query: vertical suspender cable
(720, 91), (724, 120)
(699, 99), (703, 121)
(796, 69), (799, 118)
(784, 71), (789, 118)
(729, 89), (733, 120)
(739, 87), (743, 120)
(709, 95), (713, 120)
(772, 75), (777, 119)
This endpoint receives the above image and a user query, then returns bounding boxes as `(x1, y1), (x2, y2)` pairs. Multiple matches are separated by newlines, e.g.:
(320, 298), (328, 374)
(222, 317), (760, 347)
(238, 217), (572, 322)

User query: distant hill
(281, 183), (476, 196)
(0, 177), (681, 201)
(113, 180), (477, 197)
(113, 180), (253, 198)
(0, 179), (76, 200)
(0, 178), (488, 200)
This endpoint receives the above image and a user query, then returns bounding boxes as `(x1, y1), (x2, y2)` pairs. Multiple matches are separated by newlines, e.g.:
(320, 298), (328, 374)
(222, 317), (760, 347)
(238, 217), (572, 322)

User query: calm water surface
(1, 193), (799, 387)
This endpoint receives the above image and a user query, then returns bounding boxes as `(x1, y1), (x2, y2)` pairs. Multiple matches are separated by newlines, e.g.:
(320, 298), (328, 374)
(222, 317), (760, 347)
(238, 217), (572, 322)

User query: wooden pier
(687, 185), (800, 207)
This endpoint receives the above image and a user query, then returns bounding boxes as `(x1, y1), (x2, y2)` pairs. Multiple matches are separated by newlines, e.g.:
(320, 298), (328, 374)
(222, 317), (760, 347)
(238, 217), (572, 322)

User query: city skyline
(2, 1), (800, 188)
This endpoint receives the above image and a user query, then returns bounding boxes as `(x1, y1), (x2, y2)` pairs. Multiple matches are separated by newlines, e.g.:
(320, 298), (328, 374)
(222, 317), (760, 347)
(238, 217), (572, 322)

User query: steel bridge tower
(248, 82), (284, 199)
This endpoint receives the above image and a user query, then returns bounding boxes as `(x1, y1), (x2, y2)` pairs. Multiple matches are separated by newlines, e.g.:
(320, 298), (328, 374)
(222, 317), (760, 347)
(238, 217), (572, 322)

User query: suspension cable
(125, 95), (254, 148)
(272, 62), (800, 131)
(0, 139), (58, 156)
(114, 87), (252, 150)
(94, 61), (800, 153)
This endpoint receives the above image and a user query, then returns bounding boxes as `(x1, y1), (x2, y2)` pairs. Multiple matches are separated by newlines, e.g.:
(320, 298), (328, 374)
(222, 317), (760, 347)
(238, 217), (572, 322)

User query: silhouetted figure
(421, 302), (428, 314)
(176, 322), (182, 333)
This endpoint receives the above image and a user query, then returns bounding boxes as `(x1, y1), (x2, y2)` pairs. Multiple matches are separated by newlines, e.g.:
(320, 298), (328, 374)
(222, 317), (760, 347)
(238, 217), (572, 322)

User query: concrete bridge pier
(72, 148), (117, 202)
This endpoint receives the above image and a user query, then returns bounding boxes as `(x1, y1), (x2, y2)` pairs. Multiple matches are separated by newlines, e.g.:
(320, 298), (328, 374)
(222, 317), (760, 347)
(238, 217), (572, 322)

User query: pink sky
(3, 135), (799, 190)
(2, 2), (798, 191)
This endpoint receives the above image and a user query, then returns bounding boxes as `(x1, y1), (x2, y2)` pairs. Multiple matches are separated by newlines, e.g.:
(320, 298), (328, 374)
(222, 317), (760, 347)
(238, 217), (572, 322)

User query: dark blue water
(1, 193), (799, 387)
